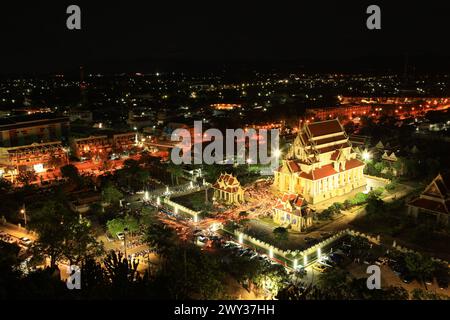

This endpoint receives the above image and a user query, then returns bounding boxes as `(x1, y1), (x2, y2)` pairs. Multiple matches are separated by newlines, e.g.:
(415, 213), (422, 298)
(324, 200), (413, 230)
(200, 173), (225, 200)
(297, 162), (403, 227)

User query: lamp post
(123, 227), (129, 259)
(20, 205), (27, 227)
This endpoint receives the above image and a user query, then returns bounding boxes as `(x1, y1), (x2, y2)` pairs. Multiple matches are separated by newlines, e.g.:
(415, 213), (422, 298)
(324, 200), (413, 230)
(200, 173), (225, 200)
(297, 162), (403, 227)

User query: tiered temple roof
(274, 193), (307, 216)
(408, 174), (450, 215)
(213, 173), (243, 193)
(281, 119), (365, 180)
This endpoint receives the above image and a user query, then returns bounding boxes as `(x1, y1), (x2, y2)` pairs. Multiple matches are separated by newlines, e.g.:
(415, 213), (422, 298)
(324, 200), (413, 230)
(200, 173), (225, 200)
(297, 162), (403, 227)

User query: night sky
(1, 1), (450, 75)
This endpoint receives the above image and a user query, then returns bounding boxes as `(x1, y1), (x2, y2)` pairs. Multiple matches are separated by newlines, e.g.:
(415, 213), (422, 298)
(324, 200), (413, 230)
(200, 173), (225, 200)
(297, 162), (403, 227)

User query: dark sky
(1, 1), (450, 75)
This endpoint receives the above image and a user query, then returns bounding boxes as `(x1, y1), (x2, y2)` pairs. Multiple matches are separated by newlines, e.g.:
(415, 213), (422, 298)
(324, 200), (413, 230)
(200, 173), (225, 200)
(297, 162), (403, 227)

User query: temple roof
(408, 173), (450, 215)
(274, 193), (307, 214)
(408, 198), (449, 214)
(307, 119), (343, 137)
(278, 158), (364, 181)
(213, 173), (243, 193)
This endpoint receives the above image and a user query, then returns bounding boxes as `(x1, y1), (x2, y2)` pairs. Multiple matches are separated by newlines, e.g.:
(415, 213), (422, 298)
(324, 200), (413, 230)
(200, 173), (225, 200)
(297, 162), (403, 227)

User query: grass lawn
(171, 189), (214, 211)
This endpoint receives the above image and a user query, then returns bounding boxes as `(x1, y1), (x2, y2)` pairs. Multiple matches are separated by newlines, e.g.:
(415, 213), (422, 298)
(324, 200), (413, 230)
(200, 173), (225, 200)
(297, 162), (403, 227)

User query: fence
(364, 174), (391, 184)
(162, 198), (201, 218)
(230, 228), (449, 269)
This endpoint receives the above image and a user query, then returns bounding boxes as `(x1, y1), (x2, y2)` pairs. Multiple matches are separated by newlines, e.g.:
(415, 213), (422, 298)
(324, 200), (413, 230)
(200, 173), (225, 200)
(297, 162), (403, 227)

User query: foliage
(223, 220), (239, 233)
(157, 244), (227, 299)
(273, 227), (288, 243)
(29, 199), (102, 267)
(0, 178), (13, 193)
(102, 182), (124, 205)
(350, 192), (369, 206)
(404, 252), (435, 288)
(60, 164), (80, 183)
(145, 221), (177, 257)
(17, 170), (37, 186)
(411, 288), (449, 300)
(106, 215), (139, 237)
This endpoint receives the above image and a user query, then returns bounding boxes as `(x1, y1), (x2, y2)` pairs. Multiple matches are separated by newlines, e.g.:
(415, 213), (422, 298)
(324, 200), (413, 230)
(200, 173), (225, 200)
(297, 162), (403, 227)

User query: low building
(407, 174), (450, 225)
(0, 114), (70, 147)
(273, 193), (313, 232)
(69, 110), (93, 123)
(0, 141), (67, 173)
(113, 132), (137, 153)
(212, 173), (245, 205)
(71, 135), (111, 160)
(68, 190), (102, 214)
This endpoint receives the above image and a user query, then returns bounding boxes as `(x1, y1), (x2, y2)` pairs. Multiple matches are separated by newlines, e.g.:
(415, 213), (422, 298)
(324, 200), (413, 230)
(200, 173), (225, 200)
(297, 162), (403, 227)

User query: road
(0, 222), (36, 241)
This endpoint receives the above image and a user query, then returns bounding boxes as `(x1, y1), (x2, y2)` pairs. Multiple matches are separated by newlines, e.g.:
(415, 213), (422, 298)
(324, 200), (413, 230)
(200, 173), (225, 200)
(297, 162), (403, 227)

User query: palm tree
(167, 163), (184, 186)
(145, 222), (176, 262)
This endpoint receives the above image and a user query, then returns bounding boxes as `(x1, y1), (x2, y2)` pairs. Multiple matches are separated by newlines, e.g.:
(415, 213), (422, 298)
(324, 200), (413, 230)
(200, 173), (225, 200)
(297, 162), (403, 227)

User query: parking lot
(301, 235), (450, 297)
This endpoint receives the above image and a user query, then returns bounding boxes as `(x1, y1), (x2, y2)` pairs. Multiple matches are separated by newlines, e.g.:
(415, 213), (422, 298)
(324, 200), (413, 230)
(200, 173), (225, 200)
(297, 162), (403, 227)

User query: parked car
(116, 232), (125, 241)
(401, 274), (414, 284)
(374, 257), (387, 266)
(20, 237), (32, 246)
(312, 263), (328, 273)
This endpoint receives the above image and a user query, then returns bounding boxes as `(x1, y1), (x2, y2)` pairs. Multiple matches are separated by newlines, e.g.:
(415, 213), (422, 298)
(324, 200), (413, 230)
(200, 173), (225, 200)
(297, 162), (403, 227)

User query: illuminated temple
(274, 119), (366, 204)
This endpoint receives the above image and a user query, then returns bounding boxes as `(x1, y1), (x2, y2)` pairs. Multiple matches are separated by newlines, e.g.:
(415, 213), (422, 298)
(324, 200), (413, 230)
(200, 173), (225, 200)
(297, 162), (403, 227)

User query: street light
(123, 227), (129, 259)
(273, 149), (281, 159)
(20, 206), (27, 226)
(269, 248), (274, 259)
(362, 150), (371, 161)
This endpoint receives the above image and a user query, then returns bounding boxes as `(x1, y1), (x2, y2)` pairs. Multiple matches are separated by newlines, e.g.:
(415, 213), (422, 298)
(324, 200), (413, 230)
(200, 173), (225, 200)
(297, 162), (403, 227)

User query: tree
(102, 182), (124, 206)
(17, 170), (37, 186)
(28, 200), (77, 268)
(365, 193), (385, 217)
(318, 268), (349, 296)
(135, 170), (150, 189)
(106, 216), (139, 238)
(60, 164), (80, 183)
(63, 218), (104, 265)
(404, 252), (435, 289)
(157, 244), (227, 299)
(433, 262), (450, 289)
(103, 250), (141, 297)
(0, 241), (22, 299)
(350, 192), (369, 206)
(29, 198), (103, 269)
(254, 263), (288, 299)
(145, 221), (176, 258)
(273, 227), (288, 243)
(0, 178), (13, 193)
(167, 162), (184, 185)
